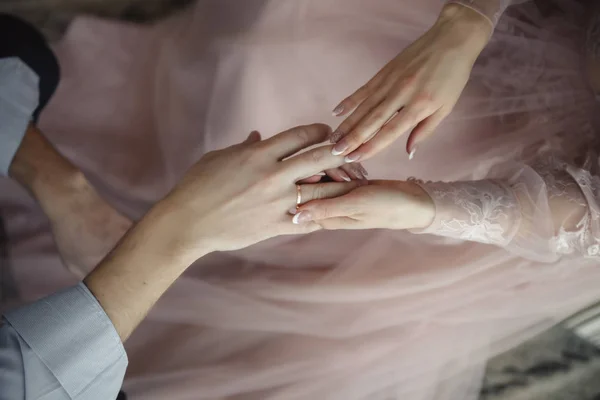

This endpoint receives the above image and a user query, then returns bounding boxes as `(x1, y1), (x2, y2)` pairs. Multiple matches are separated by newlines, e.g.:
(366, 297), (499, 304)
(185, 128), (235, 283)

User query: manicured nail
(288, 207), (298, 215)
(358, 165), (369, 177)
(408, 147), (417, 160)
(332, 104), (344, 116)
(329, 129), (344, 144)
(339, 171), (352, 182)
(292, 211), (312, 224)
(348, 165), (365, 180)
(345, 153), (361, 163)
(332, 140), (349, 155)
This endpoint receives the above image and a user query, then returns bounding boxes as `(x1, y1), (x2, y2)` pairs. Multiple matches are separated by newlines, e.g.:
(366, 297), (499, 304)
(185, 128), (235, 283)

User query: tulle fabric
(2, 0), (600, 399)
(447, 0), (518, 27)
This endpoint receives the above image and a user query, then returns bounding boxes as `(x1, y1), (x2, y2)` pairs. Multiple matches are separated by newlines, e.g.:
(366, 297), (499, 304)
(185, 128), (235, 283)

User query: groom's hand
(151, 124), (365, 260)
(84, 124), (364, 342)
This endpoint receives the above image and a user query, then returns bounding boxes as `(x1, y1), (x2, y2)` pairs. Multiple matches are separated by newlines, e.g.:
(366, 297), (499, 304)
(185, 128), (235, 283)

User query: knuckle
(346, 134), (364, 148)
(399, 75), (417, 88)
(310, 149), (326, 164)
(294, 126), (311, 145)
(414, 92), (435, 105)
(311, 185), (325, 201)
(402, 112), (419, 127)
(369, 109), (386, 122)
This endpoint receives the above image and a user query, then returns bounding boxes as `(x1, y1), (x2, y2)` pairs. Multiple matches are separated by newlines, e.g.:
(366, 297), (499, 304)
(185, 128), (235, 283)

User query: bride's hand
(329, 4), (492, 161)
(292, 180), (435, 230)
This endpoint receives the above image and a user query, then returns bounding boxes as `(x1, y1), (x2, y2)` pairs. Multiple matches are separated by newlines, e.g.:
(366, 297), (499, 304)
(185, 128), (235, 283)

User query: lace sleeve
(445, 0), (528, 27)
(414, 155), (600, 262)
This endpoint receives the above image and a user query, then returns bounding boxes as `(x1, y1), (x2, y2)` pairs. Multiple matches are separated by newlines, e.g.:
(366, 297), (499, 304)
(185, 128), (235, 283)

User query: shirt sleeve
(0, 57), (39, 176)
(0, 282), (128, 400)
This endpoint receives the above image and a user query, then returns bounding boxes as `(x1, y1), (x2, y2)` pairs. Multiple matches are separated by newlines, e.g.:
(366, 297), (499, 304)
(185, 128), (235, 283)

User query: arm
(416, 154), (600, 262)
(0, 124), (362, 399)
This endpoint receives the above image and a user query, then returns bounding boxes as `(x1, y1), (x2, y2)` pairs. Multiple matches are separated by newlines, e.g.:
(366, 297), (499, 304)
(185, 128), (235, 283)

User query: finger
(332, 91), (415, 158)
(317, 217), (363, 230)
(244, 130), (262, 143)
(297, 175), (324, 184)
(324, 168), (352, 182)
(263, 123), (332, 160)
(405, 109), (448, 157)
(300, 180), (365, 204)
(287, 220), (322, 235)
(292, 195), (359, 223)
(282, 145), (351, 180)
(346, 104), (435, 162)
(341, 163), (367, 180)
(331, 60), (396, 117)
(330, 89), (388, 145)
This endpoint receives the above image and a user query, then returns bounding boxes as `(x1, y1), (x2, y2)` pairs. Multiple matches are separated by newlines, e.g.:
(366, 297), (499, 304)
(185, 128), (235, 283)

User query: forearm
(84, 202), (209, 341)
(414, 155), (600, 262)
(8, 124), (88, 211)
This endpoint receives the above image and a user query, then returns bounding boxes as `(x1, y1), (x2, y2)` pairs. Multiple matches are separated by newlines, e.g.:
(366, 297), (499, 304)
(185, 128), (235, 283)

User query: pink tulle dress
(1, 0), (600, 398)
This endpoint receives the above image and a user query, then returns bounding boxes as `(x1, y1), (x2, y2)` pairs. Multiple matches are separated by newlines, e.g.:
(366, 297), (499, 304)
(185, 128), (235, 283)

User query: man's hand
(85, 123), (362, 340)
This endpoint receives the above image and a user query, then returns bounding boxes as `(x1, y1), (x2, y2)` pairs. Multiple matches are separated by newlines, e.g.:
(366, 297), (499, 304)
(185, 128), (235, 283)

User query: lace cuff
(446, 0), (514, 27)
(414, 180), (520, 247)
(411, 153), (600, 262)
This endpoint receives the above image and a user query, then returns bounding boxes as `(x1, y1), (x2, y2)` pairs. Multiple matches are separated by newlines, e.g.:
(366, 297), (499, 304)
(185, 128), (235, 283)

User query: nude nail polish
(408, 147), (417, 160)
(339, 171), (352, 182)
(332, 140), (349, 155)
(292, 211), (312, 224)
(345, 153), (361, 163)
(332, 104), (344, 116)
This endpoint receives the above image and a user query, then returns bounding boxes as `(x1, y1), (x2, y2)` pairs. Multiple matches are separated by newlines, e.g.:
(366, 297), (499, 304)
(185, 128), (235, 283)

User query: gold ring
(296, 184), (302, 208)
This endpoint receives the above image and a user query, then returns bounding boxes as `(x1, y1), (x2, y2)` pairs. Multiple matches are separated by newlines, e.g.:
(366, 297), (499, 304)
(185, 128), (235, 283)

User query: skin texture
(85, 124), (364, 340)
(9, 124), (132, 278)
(329, 4), (492, 162)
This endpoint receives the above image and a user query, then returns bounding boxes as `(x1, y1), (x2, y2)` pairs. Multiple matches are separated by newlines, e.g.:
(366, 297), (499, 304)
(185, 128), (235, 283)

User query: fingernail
(292, 211), (312, 224)
(339, 171), (352, 182)
(345, 153), (361, 163)
(348, 165), (365, 180)
(332, 104), (344, 116)
(408, 147), (417, 160)
(329, 129), (344, 144)
(332, 140), (349, 155)
(359, 165), (369, 177)
(288, 207), (298, 215)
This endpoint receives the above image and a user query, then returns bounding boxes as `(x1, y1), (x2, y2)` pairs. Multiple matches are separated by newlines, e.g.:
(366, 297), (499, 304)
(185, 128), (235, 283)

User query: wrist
(388, 181), (435, 230)
(408, 182), (435, 230)
(9, 124), (84, 198)
(141, 198), (214, 266)
(436, 3), (492, 56)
